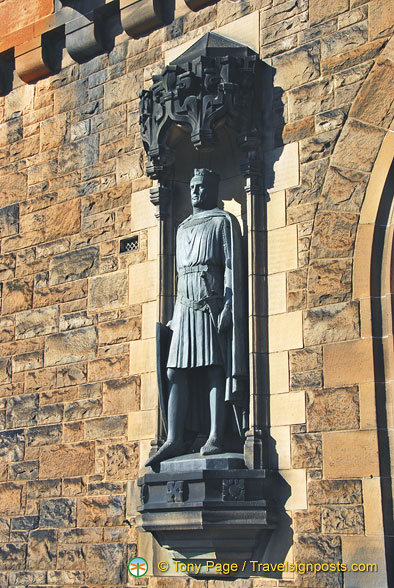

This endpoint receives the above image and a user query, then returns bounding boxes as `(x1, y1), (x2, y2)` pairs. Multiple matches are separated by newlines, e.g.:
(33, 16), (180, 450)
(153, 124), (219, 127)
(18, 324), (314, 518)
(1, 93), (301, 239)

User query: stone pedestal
(136, 454), (277, 572)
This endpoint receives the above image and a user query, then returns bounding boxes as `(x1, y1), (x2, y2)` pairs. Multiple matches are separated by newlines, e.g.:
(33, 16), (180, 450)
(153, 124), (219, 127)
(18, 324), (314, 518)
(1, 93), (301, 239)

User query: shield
(156, 321), (172, 436)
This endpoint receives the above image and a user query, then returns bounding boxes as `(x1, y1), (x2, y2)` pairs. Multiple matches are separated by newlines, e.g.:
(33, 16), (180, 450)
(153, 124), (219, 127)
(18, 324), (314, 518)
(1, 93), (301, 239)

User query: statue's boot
(200, 437), (223, 456)
(145, 440), (184, 467)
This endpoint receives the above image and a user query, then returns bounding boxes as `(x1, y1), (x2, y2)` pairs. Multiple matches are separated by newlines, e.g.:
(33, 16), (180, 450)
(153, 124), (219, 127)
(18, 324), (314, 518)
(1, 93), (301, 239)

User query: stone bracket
(185, 0), (215, 10)
(120, 0), (168, 39)
(137, 460), (278, 566)
(65, 11), (106, 62)
(15, 36), (53, 84)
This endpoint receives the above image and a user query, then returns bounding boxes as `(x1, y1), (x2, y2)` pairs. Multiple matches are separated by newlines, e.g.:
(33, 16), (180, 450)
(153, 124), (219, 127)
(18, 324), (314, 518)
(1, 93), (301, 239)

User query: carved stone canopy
(139, 32), (264, 180)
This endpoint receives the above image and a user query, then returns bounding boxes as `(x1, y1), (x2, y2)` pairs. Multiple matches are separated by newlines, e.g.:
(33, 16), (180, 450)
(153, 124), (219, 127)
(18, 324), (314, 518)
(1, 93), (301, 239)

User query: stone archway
(310, 35), (394, 586)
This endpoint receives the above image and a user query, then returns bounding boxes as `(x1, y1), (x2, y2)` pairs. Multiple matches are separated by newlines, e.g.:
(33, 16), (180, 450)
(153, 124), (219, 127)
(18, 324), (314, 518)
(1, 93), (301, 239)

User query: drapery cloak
(159, 207), (248, 437)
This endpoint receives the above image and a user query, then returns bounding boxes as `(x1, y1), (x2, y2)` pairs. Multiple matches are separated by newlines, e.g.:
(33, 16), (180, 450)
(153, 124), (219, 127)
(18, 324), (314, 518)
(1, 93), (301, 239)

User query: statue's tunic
(167, 209), (230, 369)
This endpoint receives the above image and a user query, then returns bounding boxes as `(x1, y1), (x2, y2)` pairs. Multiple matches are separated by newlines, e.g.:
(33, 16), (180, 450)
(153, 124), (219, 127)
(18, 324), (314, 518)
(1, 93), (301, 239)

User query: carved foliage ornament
(139, 33), (264, 179)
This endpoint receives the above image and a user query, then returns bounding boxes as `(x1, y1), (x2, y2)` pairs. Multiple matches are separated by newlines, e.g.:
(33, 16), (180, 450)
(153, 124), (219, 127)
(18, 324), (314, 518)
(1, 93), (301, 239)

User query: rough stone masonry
(0, 0), (393, 586)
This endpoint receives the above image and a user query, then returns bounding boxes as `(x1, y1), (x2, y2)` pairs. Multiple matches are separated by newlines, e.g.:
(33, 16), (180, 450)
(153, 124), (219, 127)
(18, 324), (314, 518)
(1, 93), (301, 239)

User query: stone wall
(0, 0), (393, 587)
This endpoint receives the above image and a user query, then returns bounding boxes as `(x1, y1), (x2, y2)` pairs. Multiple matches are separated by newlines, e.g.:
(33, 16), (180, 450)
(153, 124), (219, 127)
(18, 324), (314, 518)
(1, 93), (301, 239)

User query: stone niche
(135, 32), (280, 572)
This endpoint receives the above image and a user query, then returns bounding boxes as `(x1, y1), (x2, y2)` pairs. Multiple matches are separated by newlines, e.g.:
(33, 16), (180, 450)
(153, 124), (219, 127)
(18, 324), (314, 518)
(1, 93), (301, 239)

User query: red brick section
(0, 0), (54, 54)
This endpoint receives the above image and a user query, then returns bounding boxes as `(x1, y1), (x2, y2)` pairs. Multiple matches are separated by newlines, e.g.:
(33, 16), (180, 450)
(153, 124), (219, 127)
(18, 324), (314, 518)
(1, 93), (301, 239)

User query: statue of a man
(147, 169), (248, 466)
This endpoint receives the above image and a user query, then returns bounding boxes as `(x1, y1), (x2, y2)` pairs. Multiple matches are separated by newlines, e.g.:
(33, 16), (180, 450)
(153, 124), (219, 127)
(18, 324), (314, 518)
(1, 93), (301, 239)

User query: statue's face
(190, 176), (216, 209)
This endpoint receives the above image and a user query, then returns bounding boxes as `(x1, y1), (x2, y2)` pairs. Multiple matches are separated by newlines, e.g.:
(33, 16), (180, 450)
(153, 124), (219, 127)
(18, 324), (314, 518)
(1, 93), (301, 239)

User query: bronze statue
(146, 169), (248, 466)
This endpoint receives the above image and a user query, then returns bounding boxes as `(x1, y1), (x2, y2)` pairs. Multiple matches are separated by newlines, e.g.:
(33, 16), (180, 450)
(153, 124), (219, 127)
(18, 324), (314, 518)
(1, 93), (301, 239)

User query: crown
(192, 168), (220, 185)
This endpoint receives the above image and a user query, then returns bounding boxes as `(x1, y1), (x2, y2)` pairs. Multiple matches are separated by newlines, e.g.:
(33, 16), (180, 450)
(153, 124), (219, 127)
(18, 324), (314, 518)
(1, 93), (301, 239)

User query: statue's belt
(177, 265), (223, 320)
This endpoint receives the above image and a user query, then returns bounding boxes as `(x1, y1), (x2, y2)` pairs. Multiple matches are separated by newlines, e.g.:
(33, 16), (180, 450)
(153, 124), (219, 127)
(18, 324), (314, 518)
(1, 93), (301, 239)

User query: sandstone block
(0, 357), (11, 384)
(332, 118), (385, 173)
(290, 347), (322, 373)
(60, 310), (95, 332)
(57, 364), (87, 387)
(88, 355), (129, 382)
(9, 571), (46, 585)
(272, 42), (319, 92)
(27, 425), (63, 447)
(99, 317), (141, 346)
(307, 386), (359, 432)
(47, 570), (86, 584)
(321, 165), (369, 211)
(0, 430), (25, 462)
(49, 246), (99, 285)
(268, 311), (303, 353)
(270, 391), (305, 426)
(269, 352), (289, 394)
(59, 134), (99, 174)
(36, 405), (62, 428)
(289, 79), (335, 123)
(26, 478), (62, 499)
(291, 369), (322, 389)
(0, 253), (16, 281)
(350, 59), (394, 129)
(129, 261), (157, 305)
(0, 204), (18, 238)
(323, 430), (379, 478)
(369, 0), (394, 40)
(309, 0), (348, 25)
(267, 225), (298, 275)
(0, 482), (22, 514)
(58, 544), (86, 570)
(89, 271), (128, 310)
(40, 498), (77, 528)
(105, 72), (142, 109)
(292, 433), (322, 468)
(27, 529), (57, 570)
(342, 535), (388, 587)
(65, 397), (102, 421)
(7, 393), (38, 428)
(105, 442), (139, 479)
(45, 326), (98, 366)
(323, 337), (375, 387)
(9, 460), (39, 480)
(130, 338), (156, 374)
(128, 409), (156, 440)
(86, 543), (127, 584)
(77, 495), (125, 527)
(308, 259), (352, 307)
(293, 507), (321, 533)
(13, 350), (43, 372)
(287, 159), (329, 207)
(308, 479), (362, 505)
(55, 79), (88, 114)
(34, 274), (87, 308)
(103, 376), (140, 414)
(311, 212), (358, 259)
(0, 173), (26, 209)
(0, 542), (27, 570)
(15, 305), (59, 340)
(116, 150), (144, 184)
(85, 415), (127, 440)
(40, 442), (95, 478)
(321, 23), (368, 61)
(304, 301), (359, 346)
(40, 113), (69, 151)
(3, 277), (33, 314)
(322, 505), (364, 534)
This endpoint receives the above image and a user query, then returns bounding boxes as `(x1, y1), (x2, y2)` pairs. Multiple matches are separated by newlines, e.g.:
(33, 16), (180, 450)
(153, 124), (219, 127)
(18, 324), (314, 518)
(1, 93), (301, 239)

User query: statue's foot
(145, 440), (184, 467)
(200, 438), (223, 456)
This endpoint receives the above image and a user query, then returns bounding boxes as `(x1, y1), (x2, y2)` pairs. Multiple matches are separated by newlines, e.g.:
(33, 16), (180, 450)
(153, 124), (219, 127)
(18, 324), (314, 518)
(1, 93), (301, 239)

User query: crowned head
(190, 168), (220, 211)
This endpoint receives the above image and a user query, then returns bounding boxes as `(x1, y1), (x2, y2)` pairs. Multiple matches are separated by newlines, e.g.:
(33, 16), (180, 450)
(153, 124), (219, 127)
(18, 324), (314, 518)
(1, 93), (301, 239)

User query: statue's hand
(217, 304), (232, 334)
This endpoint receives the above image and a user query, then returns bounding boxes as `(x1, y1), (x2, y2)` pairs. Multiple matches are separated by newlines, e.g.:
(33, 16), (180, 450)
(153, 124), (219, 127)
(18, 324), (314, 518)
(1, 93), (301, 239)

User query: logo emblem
(128, 556), (148, 577)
